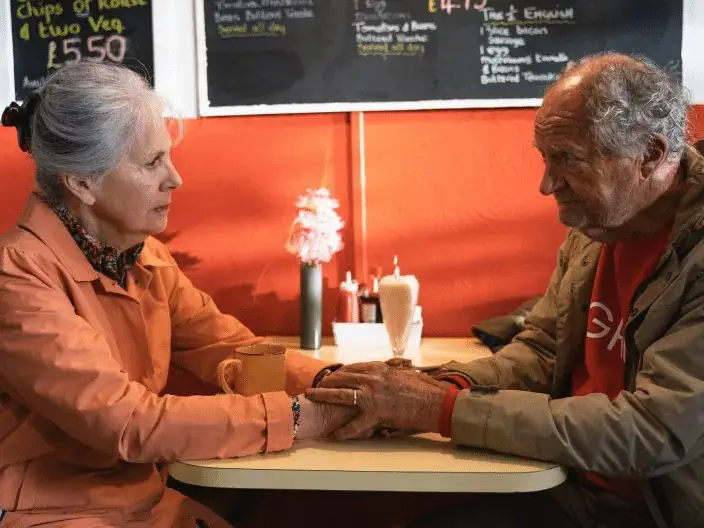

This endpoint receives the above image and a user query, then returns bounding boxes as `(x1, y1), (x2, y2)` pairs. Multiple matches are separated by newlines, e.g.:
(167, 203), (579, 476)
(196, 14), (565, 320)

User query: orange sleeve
(0, 247), (293, 462)
(284, 351), (332, 395)
(166, 266), (262, 387)
(156, 243), (334, 393)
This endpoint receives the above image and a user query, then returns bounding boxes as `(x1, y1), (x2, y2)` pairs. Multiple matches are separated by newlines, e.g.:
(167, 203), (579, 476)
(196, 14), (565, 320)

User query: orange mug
(216, 344), (287, 397)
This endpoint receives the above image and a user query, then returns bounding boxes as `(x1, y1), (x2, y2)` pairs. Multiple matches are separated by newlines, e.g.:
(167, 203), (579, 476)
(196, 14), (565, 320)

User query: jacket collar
(39, 195), (144, 288)
(17, 194), (173, 283)
(569, 145), (704, 255)
(668, 145), (704, 243)
(138, 241), (173, 269)
(553, 146), (704, 396)
(623, 147), (704, 347)
(17, 194), (99, 282)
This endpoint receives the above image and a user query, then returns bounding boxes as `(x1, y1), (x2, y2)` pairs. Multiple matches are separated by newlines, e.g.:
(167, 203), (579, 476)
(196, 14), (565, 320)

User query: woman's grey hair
(566, 53), (690, 161)
(29, 61), (172, 201)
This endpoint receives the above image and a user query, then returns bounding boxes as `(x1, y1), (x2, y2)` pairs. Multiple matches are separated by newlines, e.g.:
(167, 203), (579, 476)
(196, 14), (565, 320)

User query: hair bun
(1, 93), (40, 152)
(1, 102), (23, 128)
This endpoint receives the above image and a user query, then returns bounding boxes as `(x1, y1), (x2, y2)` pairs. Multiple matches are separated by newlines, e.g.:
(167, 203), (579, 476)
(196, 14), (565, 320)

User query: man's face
(534, 83), (647, 241)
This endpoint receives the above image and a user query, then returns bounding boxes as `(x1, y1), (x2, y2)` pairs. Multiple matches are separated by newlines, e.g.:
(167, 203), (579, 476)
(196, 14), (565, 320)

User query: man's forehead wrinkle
(538, 111), (583, 124)
(534, 112), (586, 137)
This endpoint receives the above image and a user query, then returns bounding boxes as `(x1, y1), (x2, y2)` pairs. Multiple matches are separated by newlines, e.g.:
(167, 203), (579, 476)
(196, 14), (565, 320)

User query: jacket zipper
(623, 259), (672, 528)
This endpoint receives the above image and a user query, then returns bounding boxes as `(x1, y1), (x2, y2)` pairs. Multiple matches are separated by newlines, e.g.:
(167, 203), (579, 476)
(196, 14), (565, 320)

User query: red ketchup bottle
(337, 271), (360, 323)
(359, 269), (383, 323)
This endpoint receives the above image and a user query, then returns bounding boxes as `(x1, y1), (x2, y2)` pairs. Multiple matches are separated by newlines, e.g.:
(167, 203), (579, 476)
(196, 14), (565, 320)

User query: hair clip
(1, 92), (40, 152)
(1, 102), (23, 128)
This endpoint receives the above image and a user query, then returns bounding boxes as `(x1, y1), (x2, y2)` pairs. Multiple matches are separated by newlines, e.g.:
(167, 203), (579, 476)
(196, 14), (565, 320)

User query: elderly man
(309, 53), (703, 528)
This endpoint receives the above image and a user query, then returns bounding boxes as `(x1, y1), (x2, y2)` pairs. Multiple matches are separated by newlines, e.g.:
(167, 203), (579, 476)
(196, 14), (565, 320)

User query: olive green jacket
(446, 145), (704, 528)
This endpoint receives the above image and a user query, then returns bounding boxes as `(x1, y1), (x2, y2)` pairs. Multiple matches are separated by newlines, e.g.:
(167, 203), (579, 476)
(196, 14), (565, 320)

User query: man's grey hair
(563, 53), (690, 161)
(29, 61), (172, 201)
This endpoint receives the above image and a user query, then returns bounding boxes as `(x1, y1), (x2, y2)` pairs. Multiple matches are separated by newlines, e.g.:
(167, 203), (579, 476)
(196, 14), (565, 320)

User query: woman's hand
(294, 395), (361, 441)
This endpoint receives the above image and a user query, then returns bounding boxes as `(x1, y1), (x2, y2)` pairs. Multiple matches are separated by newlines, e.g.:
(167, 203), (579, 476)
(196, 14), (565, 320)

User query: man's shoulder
(560, 229), (599, 265)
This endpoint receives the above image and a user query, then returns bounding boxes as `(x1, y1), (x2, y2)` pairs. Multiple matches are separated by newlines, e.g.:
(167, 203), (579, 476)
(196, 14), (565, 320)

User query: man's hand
(305, 362), (449, 440)
(295, 395), (361, 441)
(321, 360), (454, 389)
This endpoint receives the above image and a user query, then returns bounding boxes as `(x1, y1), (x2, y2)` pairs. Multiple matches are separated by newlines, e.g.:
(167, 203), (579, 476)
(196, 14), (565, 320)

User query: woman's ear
(60, 174), (98, 206)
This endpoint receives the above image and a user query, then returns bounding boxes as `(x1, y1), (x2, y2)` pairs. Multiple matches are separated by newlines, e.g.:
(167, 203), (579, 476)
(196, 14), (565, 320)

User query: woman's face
(82, 109), (182, 248)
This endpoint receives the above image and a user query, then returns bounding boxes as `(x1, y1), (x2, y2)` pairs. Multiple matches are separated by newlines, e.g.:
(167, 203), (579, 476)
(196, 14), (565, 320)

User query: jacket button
(581, 258), (589, 267)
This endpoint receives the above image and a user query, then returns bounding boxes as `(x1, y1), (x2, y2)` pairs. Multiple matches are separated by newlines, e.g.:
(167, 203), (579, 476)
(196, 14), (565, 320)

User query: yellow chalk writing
(97, 0), (148, 9)
(88, 16), (124, 33)
(39, 22), (82, 39)
(15, 1), (63, 24)
(72, 0), (93, 14)
(217, 22), (287, 38)
(19, 22), (30, 41)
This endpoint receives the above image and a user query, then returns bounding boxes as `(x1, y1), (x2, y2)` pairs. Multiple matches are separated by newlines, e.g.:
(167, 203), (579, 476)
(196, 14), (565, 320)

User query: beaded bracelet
(291, 396), (301, 440)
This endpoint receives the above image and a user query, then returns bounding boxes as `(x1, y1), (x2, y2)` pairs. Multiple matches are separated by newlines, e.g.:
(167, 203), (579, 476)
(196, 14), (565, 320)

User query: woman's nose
(163, 160), (182, 191)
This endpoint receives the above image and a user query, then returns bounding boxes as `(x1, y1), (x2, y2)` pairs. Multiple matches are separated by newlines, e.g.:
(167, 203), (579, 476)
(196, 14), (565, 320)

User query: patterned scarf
(41, 195), (144, 289)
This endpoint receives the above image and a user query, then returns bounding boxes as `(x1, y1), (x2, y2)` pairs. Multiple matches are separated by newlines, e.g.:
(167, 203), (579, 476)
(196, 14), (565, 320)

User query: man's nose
(539, 167), (562, 196)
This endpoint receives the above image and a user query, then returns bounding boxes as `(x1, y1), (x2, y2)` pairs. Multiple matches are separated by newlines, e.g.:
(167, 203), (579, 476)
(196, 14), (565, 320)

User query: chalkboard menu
(196, 0), (683, 116)
(10, 0), (154, 101)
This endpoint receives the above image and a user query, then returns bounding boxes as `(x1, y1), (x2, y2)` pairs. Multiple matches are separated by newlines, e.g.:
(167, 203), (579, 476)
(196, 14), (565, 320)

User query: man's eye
(548, 152), (576, 164)
(147, 156), (162, 168)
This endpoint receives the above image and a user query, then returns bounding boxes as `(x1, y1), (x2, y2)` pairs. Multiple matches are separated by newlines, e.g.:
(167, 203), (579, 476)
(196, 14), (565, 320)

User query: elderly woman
(0, 61), (354, 527)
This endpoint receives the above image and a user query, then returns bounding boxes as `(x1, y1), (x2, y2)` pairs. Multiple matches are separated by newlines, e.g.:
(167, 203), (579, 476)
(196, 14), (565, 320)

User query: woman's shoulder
(142, 236), (177, 267)
(0, 224), (57, 258)
(0, 225), (67, 277)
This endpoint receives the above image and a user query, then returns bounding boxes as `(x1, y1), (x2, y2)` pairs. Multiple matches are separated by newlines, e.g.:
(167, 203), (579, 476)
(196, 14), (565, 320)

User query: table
(169, 338), (567, 493)
(269, 335), (495, 367)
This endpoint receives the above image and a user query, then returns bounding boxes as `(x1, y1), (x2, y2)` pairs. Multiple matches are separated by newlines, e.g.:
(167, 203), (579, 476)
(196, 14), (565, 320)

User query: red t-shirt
(572, 229), (670, 503)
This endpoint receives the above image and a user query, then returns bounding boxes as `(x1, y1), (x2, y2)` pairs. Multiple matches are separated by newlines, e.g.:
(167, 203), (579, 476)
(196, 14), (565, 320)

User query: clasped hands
(295, 360), (451, 442)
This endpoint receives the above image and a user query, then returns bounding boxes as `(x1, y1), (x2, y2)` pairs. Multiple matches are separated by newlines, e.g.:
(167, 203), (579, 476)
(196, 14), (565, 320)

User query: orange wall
(363, 109), (564, 336)
(1, 108), (703, 337)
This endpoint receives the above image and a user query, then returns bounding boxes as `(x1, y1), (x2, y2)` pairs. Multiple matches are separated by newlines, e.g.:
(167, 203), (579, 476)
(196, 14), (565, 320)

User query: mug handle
(216, 358), (242, 394)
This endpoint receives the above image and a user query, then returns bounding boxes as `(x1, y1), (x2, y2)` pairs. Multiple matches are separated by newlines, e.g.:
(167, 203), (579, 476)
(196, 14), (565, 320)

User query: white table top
(169, 337), (567, 493)
(268, 335), (494, 367)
